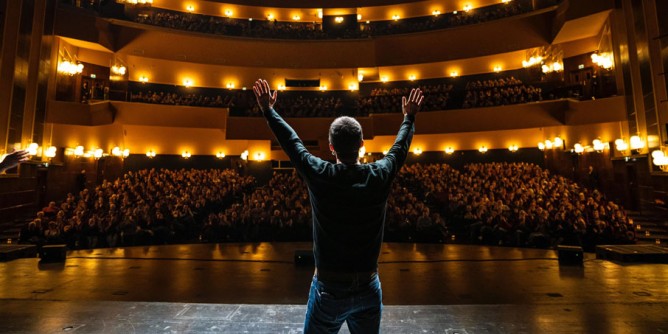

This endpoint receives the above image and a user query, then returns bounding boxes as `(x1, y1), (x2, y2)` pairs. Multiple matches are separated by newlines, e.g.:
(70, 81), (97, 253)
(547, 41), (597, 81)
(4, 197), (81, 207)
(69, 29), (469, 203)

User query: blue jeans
(304, 273), (383, 334)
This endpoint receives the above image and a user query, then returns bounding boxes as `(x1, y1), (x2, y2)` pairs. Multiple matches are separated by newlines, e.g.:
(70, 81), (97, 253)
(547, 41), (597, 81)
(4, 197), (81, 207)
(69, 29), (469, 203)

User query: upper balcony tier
(54, 0), (613, 69)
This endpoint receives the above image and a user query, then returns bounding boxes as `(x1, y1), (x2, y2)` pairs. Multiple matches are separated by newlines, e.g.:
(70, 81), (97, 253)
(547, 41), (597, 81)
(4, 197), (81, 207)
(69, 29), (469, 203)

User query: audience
(462, 76), (543, 108)
(19, 162), (633, 250)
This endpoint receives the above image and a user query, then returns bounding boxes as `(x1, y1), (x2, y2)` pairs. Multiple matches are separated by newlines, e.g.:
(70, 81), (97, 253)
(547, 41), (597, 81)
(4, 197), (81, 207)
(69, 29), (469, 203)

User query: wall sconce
(292, 15), (301, 21)
(267, 13), (274, 20)
(629, 135), (645, 153)
(538, 142), (545, 151)
(432, 10), (441, 16)
(26, 143), (39, 156)
(255, 152), (266, 161)
(183, 79), (193, 88)
(181, 151), (192, 159)
(146, 150), (156, 158)
(335, 16), (344, 23)
(122, 149), (130, 158)
(542, 62), (563, 73)
(445, 147), (455, 154)
(226, 82), (235, 89)
(74, 146), (85, 157)
(139, 75), (149, 83)
(111, 65), (126, 76)
(573, 143), (584, 154)
(522, 56), (543, 68)
(450, 71), (459, 77)
(349, 83), (358, 91)
(408, 74), (416, 81)
(413, 147), (423, 155)
(508, 145), (519, 152)
(493, 65), (503, 73)
(592, 139), (606, 153)
(381, 76), (389, 83)
(652, 150), (668, 171)
(45, 146), (57, 159)
(278, 84), (286, 91)
(463, 4), (473, 12)
(57, 61), (83, 76)
(241, 150), (249, 161)
(553, 136), (564, 149)
(224, 9), (233, 17)
(216, 152), (226, 159)
(111, 147), (122, 157)
(591, 52), (614, 69)
(544, 140), (553, 149)
(319, 85), (327, 91)
(357, 14), (362, 20)
(357, 73), (364, 82)
(478, 146), (488, 153)
(392, 15), (400, 21)
(186, 5), (195, 12)
(502, 0), (512, 3)
(94, 148), (104, 159)
(615, 138), (629, 152)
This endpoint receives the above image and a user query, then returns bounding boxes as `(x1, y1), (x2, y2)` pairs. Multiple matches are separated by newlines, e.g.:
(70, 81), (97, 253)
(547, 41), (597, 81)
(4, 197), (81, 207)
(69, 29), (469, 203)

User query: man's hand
(402, 88), (424, 117)
(0, 149), (30, 173)
(253, 79), (277, 113)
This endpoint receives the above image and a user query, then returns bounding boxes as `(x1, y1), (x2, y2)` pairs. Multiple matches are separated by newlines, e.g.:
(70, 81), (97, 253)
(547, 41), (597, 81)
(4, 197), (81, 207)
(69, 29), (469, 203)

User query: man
(0, 149), (30, 173)
(253, 79), (423, 333)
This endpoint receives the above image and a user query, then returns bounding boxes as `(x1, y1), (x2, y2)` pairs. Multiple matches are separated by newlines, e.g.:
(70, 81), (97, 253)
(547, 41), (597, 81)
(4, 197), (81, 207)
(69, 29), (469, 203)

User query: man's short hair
(329, 116), (363, 162)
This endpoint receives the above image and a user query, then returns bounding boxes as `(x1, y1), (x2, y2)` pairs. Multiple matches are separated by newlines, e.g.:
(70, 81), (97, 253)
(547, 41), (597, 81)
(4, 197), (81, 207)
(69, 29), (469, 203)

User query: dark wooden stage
(1, 242), (667, 333)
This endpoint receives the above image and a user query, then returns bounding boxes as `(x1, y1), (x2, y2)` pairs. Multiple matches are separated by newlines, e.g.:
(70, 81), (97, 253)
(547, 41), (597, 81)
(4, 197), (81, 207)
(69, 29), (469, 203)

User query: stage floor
(1, 242), (667, 333)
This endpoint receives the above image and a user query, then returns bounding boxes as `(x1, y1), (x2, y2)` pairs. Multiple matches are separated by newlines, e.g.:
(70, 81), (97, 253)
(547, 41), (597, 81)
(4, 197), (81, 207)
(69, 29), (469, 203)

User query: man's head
(328, 116), (363, 164)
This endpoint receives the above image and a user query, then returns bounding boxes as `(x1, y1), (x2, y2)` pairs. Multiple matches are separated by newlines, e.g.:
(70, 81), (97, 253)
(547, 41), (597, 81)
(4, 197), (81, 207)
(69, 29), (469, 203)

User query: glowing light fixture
(226, 82), (235, 89)
(293, 15), (301, 21)
(181, 151), (192, 159)
(335, 16), (344, 23)
(538, 142), (545, 151)
(45, 146), (57, 158)
(111, 65), (126, 76)
(592, 139), (605, 153)
(122, 149), (130, 158)
(359, 146), (367, 158)
(413, 147), (423, 155)
(522, 56), (543, 68)
(357, 14), (362, 20)
(74, 146), (85, 157)
(255, 152), (265, 161)
(432, 10), (441, 16)
(553, 137), (564, 148)
(463, 4), (472, 12)
(408, 74), (416, 81)
(615, 139), (628, 152)
(183, 79), (193, 88)
(382, 150), (389, 155)
(392, 14), (400, 21)
(27, 143), (39, 156)
(267, 13), (274, 20)
(478, 146), (488, 153)
(630, 135), (645, 151)
(112, 147), (122, 156)
(319, 85), (327, 91)
(591, 52), (614, 69)
(57, 61), (83, 76)
(278, 84), (286, 91)
(146, 150), (156, 158)
(241, 150), (249, 161)
(573, 143), (584, 154)
(493, 65), (503, 73)
(381, 76), (389, 83)
(450, 71), (458, 77)
(349, 83), (358, 91)
(139, 75), (149, 83)
(445, 147), (455, 154)
(216, 152), (226, 159)
(652, 150), (668, 171)
(186, 5), (195, 12)
(224, 9), (233, 17)
(544, 140), (553, 149)
(94, 148), (104, 159)
(508, 145), (519, 152)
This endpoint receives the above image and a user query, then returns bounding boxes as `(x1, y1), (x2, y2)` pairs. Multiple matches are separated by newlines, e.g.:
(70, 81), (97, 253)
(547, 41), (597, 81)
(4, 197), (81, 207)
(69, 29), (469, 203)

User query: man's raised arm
(381, 88), (424, 175)
(252, 79), (311, 172)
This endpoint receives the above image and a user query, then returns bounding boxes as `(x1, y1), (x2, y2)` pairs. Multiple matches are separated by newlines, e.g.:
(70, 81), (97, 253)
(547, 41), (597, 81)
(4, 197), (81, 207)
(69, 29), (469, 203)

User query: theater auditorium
(1, 0), (668, 333)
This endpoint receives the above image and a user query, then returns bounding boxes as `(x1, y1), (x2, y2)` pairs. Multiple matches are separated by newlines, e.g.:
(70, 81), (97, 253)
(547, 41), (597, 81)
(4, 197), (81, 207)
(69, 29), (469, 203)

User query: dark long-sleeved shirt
(264, 108), (415, 272)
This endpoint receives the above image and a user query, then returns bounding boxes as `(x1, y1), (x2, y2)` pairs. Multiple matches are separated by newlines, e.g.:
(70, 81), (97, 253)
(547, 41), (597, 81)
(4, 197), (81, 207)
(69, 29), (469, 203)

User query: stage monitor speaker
(557, 245), (583, 266)
(294, 250), (314, 266)
(40, 244), (67, 263)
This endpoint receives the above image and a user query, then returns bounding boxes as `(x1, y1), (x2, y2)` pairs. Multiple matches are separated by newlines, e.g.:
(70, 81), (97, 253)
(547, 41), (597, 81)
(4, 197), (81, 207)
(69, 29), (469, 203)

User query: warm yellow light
(392, 14), (400, 21)
(381, 76), (389, 83)
(573, 143), (584, 154)
(592, 139), (605, 152)
(509, 145), (519, 152)
(445, 147), (455, 154)
(226, 82), (235, 89)
(463, 4), (472, 12)
(450, 71), (458, 77)
(216, 151), (226, 159)
(502, 0), (512, 3)
(413, 147), (423, 155)
(255, 152), (265, 161)
(146, 150), (156, 158)
(183, 79), (193, 88)
(335, 16), (344, 23)
(348, 83), (358, 91)
(382, 150), (389, 155)
(57, 61), (83, 76)
(241, 150), (249, 161)
(553, 137), (564, 148)
(615, 139), (628, 152)
(267, 13), (274, 20)
(74, 146), (85, 157)
(122, 149), (130, 158)
(45, 146), (57, 158)
(357, 73), (364, 82)
(111, 147), (122, 156)
(139, 75), (149, 83)
(357, 14), (362, 21)
(181, 151), (192, 159)
(94, 148), (104, 159)
(544, 140), (553, 149)
(408, 74), (416, 81)
(432, 10), (441, 16)
(319, 85), (327, 91)
(479, 146), (488, 153)
(293, 15), (301, 21)
(317, 10), (323, 19)
(358, 146), (367, 158)
(278, 84), (286, 91)
(186, 4), (195, 12)
(224, 9), (233, 17)
(630, 135), (645, 150)
(27, 143), (39, 156)
(538, 142), (545, 151)
(493, 65), (503, 73)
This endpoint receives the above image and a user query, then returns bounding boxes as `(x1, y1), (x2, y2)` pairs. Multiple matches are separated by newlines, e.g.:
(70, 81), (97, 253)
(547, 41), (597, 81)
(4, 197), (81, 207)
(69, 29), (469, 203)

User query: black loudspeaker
(40, 245), (67, 263)
(294, 250), (314, 266)
(557, 245), (583, 266)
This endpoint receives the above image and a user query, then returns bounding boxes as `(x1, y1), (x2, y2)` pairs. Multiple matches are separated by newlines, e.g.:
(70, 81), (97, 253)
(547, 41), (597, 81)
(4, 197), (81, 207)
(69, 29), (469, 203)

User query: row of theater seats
(126, 76), (549, 117)
(124, 0), (542, 40)
(18, 162), (634, 250)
